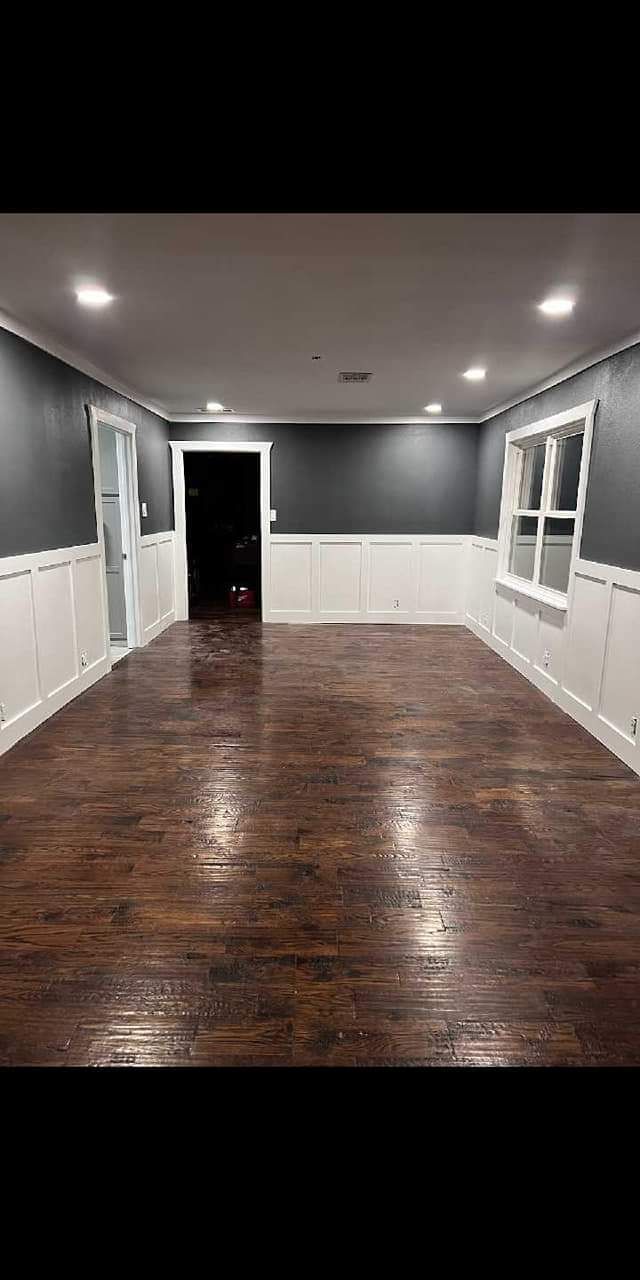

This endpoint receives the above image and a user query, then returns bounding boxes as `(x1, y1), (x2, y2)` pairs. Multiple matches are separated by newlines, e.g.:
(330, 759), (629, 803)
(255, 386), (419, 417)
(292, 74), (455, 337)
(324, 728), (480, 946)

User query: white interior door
(99, 426), (127, 642)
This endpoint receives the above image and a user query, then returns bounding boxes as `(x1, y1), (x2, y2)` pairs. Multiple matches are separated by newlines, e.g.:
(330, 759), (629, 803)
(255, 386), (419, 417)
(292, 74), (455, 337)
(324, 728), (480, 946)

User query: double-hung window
(496, 400), (596, 609)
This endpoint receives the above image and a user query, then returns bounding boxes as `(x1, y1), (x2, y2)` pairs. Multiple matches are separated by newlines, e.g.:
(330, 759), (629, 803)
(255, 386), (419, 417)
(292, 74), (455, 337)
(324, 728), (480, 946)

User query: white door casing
(169, 440), (273, 622)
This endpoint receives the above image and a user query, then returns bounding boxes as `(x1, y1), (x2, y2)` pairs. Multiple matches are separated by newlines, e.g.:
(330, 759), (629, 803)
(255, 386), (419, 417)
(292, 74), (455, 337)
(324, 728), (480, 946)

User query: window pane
(540, 517), (575, 594)
(509, 515), (538, 581)
(518, 442), (545, 509)
(552, 433), (583, 510)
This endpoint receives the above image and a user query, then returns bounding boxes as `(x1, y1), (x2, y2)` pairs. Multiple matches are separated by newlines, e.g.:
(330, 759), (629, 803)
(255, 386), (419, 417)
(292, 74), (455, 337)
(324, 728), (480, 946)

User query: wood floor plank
(1, 615), (639, 1066)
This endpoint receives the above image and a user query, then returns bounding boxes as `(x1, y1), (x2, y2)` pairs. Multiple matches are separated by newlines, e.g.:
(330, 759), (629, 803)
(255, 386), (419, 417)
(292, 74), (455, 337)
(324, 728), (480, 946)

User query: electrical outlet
(0, 702), (6, 723)
(393, 599), (400, 609)
(631, 716), (638, 738)
(543, 649), (551, 669)
(80, 651), (88, 669)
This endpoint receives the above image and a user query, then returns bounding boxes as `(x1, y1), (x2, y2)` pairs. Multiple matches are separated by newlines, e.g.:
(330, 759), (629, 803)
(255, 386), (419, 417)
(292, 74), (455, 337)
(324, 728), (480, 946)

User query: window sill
(494, 575), (568, 612)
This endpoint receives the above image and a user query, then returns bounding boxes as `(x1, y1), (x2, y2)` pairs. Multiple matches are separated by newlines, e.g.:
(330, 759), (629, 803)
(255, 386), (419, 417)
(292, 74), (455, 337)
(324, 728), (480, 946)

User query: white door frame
(88, 405), (144, 661)
(169, 440), (273, 621)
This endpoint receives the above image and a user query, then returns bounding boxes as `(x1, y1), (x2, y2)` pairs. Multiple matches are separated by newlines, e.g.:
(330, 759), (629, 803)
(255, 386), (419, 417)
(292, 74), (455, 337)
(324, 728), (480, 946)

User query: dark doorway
(184, 452), (261, 615)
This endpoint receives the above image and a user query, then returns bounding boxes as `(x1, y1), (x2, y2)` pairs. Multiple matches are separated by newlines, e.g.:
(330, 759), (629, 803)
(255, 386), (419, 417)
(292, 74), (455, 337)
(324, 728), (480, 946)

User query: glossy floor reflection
(1, 616), (640, 1066)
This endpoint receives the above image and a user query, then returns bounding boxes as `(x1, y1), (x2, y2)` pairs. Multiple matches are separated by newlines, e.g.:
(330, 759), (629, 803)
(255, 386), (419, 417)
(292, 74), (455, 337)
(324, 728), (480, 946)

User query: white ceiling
(1, 212), (640, 421)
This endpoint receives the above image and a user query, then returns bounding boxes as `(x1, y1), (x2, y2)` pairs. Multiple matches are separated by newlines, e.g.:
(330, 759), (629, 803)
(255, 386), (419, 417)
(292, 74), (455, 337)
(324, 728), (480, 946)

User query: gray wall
(169, 420), (480, 534)
(0, 326), (173, 558)
(4, 318), (639, 567)
(474, 342), (640, 571)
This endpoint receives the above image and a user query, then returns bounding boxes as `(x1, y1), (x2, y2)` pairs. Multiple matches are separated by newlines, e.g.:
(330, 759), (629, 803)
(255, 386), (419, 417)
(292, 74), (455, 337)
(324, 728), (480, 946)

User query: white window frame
(496, 399), (597, 611)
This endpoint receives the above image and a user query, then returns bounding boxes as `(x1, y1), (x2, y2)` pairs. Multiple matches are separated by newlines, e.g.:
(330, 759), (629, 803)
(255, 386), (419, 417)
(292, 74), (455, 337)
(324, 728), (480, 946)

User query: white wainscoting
(139, 531), (176, 644)
(1, 531), (176, 757)
(466, 537), (640, 776)
(0, 543), (110, 756)
(265, 534), (468, 624)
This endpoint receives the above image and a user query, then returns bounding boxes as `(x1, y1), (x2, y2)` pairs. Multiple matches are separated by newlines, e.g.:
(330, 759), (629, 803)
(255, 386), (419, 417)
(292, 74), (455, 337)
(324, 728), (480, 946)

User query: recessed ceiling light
(75, 287), (114, 308)
(206, 401), (225, 413)
(538, 296), (575, 316)
(463, 367), (486, 381)
(424, 403), (442, 414)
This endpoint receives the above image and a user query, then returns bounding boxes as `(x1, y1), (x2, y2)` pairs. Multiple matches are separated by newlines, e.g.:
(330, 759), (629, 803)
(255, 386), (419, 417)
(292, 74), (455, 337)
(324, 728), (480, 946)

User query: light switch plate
(270, 509), (277, 521)
(141, 501), (148, 517)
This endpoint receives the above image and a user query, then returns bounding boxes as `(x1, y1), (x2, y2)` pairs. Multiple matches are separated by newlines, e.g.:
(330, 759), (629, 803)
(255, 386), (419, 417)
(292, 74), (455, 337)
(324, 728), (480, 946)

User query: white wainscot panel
(563, 572), (609, 711)
(493, 585), (514, 647)
(466, 544), (485, 623)
(478, 545), (498, 632)
(0, 570), (40, 726)
(535, 604), (565, 685)
(140, 542), (160, 633)
(319, 542), (362, 615)
(599, 583), (640, 742)
(416, 542), (463, 617)
(74, 553), (107, 671)
(158, 537), (175, 620)
(466, 547), (640, 778)
(511, 594), (538, 664)
(34, 560), (77, 697)
(270, 541), (313, 614)
(368, 542), (413, 614)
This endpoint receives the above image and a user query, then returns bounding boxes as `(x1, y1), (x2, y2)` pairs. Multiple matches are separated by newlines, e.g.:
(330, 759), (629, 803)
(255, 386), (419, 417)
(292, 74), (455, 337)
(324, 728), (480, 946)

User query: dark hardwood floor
(1, 616), (640, 1067)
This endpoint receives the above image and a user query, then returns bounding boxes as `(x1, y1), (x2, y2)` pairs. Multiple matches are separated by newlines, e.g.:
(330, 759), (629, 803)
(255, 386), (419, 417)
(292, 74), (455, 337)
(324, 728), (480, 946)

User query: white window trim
(495, 399), (597, 611)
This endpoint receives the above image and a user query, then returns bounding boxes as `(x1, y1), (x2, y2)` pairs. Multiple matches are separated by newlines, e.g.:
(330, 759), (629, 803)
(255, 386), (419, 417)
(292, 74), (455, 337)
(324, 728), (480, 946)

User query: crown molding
(3, 306), (640, 430)
(0, 309), (169, 421)
(479, 328), (640, 422)
(168, 413), (478, 425)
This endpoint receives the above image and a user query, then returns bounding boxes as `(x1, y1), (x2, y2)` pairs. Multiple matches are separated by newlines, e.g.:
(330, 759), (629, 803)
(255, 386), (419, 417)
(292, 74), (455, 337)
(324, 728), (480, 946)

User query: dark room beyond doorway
(184, 452), (261, 616)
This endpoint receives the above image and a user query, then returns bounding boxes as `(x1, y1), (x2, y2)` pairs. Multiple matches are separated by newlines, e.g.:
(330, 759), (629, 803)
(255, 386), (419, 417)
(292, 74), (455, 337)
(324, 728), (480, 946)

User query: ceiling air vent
(338, 371), (373, 383)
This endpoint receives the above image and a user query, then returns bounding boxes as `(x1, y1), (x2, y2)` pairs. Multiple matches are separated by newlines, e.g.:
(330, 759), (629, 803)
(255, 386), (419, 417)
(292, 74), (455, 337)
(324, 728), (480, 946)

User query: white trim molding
(480, 333), (640, 422)
(0, 531), (176, 756)
(139, 531), (176, 643)
(266, 533), (468, 624)
(495, 399), (596, 611)
(4, 301), (640, 428)
(169, 440), (273, 622)
(88, 405), (145, 659)
(0, 542), (110, 755)
(169, 414), (478, 426)
(0, 309), (168, 420)
(466, 536), (640, 778)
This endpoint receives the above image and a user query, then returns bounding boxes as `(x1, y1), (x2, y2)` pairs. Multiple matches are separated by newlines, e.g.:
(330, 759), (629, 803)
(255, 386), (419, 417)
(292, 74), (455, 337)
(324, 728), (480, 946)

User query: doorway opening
(98, 424), (137, 660)
(89, 405), (143, 668)
(184, 452), (261, 617)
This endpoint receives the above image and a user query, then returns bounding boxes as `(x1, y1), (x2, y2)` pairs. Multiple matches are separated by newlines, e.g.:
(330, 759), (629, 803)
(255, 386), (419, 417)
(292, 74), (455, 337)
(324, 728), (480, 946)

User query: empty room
(1, 211), (639, 1069)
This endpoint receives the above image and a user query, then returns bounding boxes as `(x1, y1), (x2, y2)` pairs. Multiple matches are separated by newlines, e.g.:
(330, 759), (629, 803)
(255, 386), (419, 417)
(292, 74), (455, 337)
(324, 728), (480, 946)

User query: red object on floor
(228, 586), (256, 609)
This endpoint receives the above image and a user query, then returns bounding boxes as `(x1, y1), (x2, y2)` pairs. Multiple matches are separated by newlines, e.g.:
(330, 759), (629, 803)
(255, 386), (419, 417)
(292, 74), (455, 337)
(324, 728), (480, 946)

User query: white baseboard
(0, 543), (110, 756)
(1, 530), (177, 756)
(3, 526), (637, 782)
(465, 537), (640, 777)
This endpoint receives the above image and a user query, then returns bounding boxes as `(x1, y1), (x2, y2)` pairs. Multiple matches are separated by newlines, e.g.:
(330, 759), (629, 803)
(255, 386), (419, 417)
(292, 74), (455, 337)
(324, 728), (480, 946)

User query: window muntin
(505, 424), (584, 600)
